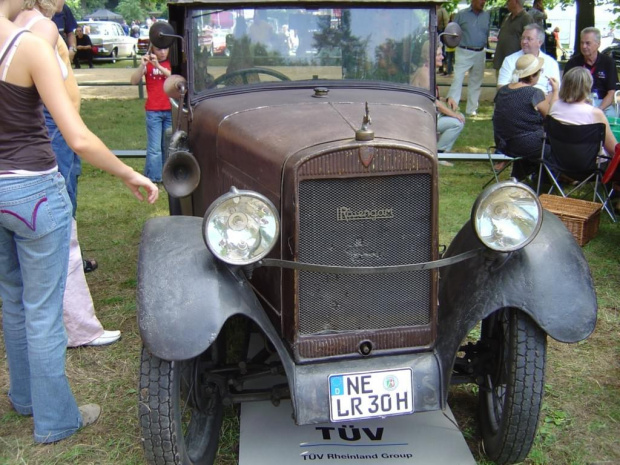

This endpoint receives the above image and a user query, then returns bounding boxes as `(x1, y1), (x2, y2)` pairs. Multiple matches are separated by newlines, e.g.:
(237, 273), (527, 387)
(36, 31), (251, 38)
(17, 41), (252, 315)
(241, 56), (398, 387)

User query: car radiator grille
(297, 174), (433, 336)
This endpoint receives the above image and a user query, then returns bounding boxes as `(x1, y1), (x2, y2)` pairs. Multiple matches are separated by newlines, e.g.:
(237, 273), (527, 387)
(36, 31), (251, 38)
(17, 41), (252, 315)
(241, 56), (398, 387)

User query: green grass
(81, 99), (146, 150)
(0, 99), (618, 464)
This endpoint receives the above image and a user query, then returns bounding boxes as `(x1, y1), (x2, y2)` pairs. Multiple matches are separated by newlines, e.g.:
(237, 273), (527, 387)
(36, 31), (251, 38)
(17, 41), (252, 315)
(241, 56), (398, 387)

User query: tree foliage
(443, 0), (619, 54)
(66, 0), (166, 22)
(116, 0), (146, 22)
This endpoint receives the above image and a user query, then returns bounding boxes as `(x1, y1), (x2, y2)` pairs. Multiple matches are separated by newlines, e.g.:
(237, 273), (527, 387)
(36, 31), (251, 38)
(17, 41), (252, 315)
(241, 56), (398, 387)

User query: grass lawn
(0, 99), (618, 464)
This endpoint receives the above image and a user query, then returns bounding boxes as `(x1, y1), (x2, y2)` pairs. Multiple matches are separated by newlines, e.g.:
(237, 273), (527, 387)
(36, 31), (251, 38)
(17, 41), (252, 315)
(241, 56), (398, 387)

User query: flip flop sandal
(83, 258), (98, 273)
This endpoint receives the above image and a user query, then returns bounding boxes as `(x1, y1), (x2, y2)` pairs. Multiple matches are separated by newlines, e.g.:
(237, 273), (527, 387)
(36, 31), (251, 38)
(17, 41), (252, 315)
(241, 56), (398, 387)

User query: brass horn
(164, 74), (187, 100)
(162, 150), (201, 198)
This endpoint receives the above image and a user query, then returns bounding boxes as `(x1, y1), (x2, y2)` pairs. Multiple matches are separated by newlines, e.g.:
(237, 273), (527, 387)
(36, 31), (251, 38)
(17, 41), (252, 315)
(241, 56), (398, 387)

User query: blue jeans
(145, 110), (172, 182)
(592, 97), (617, 119)
(437, 113), (465, 152)
(0, 173), (82, 443)
(44, 108), (81, 217)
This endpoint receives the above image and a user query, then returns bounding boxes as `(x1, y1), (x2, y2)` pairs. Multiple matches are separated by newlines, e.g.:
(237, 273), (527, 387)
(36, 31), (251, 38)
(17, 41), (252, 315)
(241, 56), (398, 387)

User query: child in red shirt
(131, 45), (172, 182)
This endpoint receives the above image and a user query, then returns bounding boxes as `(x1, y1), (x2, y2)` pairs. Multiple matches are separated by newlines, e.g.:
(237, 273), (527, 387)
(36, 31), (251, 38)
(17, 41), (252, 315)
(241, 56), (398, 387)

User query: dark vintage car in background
(78, 20), (137, 61)
(136, 2), (598, 464)
(602, 40), (620, 71)
(486, 6), (508, 58)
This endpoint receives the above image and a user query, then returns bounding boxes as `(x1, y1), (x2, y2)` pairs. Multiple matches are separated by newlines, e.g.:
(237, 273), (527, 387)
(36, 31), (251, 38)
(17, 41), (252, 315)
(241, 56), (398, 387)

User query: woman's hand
(121, 170), (160, 204)
(437, 100), (465, 123)
(547, 77), (559, 94)
(446, 97), (459, 112)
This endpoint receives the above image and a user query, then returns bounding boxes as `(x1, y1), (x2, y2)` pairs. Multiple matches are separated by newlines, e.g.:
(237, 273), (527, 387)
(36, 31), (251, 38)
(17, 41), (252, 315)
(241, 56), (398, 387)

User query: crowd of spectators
(434, 2), (618, 199)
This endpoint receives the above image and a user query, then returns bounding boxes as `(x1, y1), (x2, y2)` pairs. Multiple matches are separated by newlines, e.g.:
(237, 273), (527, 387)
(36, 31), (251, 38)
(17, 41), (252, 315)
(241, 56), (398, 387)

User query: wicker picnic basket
(539, 194), (602, 246)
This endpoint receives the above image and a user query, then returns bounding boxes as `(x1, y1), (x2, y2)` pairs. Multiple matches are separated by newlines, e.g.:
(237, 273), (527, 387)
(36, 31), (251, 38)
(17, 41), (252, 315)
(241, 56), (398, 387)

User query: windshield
(189, 7), (433, 94)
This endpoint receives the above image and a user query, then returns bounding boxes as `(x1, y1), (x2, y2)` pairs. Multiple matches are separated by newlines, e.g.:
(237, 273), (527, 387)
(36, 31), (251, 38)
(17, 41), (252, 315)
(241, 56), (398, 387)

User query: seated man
(497, 23), (560, 94)
(73, 25), (93, 69)
(411, 41), (465, 153)
(564, 27), (618, 118)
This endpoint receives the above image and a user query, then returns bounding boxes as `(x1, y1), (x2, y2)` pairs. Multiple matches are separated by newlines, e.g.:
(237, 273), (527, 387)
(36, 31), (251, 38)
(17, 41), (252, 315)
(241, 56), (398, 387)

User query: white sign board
(239, 400), (475, 464)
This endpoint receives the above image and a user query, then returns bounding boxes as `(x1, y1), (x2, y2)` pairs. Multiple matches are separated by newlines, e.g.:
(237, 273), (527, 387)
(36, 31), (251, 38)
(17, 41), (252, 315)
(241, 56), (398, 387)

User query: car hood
(187, 86), (436, 213)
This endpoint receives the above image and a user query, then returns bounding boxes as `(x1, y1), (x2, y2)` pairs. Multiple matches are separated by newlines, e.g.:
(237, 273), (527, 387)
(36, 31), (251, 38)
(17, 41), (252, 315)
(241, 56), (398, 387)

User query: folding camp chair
(601, 143), (620, 217)
(485, 146), (511, 187)
(484, 145), (527, 188)
(537, 116), (616, 221)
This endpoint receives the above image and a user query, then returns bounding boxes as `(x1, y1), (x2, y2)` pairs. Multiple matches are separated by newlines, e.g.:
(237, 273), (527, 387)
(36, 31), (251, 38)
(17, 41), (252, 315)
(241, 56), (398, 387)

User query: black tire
(110, 49), (118, 63)
(478, 309), (546, 465)
(139, 344), (224, 465)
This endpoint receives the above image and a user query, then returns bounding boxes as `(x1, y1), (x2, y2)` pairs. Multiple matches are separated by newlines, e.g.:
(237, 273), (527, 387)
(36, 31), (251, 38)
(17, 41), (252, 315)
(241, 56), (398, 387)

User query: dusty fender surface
(137, 216), (286, 363)
(436, 211), (597, 397)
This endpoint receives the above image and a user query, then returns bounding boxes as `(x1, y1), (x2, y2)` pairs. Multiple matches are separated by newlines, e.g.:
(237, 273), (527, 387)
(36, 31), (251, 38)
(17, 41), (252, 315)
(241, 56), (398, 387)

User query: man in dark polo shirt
(493, 0), (532, 75)
(564, 27), (619, 118)
(52, 2), (78, 62)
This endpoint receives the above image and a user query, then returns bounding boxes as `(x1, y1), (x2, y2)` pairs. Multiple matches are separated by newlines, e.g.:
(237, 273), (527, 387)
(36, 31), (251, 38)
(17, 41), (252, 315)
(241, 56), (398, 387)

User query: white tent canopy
(83, 9), (123, 22)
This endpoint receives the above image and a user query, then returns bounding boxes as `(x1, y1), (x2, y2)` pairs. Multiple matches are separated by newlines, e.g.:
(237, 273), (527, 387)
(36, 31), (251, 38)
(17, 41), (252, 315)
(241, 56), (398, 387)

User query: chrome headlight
(202, 188), (280, 265)
(472, 180), (542, 252)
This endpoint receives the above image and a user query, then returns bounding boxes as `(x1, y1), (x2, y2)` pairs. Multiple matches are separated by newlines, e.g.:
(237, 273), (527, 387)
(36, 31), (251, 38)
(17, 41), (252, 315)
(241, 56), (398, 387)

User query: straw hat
(511, 54), (544, 82)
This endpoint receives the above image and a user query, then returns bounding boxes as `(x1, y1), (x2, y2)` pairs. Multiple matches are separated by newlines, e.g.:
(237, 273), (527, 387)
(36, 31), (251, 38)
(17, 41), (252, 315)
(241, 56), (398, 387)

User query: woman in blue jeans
(0, 2), (158, 443)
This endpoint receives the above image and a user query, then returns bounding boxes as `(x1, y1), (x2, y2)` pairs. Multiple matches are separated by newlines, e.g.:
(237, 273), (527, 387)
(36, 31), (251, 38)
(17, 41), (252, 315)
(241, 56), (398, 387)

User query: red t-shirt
(144, 60), (172, 111)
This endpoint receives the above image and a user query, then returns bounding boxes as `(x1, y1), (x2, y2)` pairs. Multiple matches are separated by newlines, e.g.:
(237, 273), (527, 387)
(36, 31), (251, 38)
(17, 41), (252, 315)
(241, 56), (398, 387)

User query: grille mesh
(297, 175), (432, 334)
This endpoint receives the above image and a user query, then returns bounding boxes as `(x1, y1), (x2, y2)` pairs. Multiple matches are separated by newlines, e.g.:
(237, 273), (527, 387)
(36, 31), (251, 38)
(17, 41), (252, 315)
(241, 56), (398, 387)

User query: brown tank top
(0, 29), (56, 172)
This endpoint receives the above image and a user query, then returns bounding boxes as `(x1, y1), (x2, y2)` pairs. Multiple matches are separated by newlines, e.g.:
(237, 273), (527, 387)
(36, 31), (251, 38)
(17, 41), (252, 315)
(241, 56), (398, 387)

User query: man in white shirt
(497, 23), (560, 94)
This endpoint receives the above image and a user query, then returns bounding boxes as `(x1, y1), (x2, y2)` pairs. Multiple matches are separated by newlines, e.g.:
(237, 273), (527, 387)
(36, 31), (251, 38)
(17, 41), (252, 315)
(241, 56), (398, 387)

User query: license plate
(328, 368), (413, 421)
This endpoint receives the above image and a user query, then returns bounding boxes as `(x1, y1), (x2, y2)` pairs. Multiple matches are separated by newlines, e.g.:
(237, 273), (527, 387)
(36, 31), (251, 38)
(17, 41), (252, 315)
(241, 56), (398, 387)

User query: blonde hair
(559, 67), (592, 103)
(23, 0), (59, 18)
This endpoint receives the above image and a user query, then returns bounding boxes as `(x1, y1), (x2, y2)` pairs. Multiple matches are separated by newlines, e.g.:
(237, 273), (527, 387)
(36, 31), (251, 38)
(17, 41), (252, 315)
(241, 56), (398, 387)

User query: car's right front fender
(136, 215), (283, 363)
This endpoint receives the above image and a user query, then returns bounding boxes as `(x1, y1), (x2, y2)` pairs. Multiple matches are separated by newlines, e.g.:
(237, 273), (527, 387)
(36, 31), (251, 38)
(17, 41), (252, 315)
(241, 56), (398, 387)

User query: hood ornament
(355, 102), (374, 142)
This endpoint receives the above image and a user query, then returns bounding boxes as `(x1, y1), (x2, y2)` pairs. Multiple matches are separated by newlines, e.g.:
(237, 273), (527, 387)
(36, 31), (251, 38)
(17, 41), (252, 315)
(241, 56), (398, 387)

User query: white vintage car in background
(78, 21), (137, 62)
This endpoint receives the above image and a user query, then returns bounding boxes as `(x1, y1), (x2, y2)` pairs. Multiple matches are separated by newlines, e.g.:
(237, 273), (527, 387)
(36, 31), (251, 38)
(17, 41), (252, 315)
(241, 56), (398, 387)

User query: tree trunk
(574, 0), (596, 54)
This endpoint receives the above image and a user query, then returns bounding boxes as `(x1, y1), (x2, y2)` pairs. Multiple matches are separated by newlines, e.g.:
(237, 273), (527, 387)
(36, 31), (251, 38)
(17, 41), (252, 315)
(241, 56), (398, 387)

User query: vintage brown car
(137, 2), (598, 464)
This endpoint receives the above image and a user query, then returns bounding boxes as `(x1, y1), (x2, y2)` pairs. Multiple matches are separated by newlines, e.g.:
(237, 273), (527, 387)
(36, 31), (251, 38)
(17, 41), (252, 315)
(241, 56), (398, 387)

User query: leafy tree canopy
(443, 0), (619, 27)
(442, 0), (619, 52)
(66, 0), (167, 23)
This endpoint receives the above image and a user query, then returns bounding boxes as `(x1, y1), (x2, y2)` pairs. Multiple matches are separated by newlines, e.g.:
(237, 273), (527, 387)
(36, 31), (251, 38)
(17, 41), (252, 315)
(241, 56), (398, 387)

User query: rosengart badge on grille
(336, 207), (394, 221)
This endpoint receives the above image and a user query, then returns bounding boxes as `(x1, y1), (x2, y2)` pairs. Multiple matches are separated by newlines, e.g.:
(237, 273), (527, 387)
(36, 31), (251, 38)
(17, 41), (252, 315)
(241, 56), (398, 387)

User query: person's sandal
(83, 258), (98, 273)
(78, 404), (101, 429)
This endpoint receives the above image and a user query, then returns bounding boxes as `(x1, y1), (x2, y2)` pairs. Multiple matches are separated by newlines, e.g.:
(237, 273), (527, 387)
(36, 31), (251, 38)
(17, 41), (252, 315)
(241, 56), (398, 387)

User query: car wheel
(139, 343), (224, 465)
(110, 48), (118, 64)
(478, 308), (546, 465)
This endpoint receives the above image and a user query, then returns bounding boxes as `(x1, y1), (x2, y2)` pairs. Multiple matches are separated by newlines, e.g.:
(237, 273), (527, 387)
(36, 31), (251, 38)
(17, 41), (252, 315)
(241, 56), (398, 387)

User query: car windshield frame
(186, 6), (437, 98)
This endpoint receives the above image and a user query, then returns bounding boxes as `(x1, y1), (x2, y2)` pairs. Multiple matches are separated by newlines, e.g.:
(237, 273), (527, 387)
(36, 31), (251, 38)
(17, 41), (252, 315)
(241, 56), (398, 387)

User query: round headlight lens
(472, 181), (542, 252)
(203, 188), (280, 265)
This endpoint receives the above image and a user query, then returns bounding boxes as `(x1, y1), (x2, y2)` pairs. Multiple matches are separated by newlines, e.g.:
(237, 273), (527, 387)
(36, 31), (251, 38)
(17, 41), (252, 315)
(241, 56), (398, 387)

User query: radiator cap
(356, 102), (374, 141)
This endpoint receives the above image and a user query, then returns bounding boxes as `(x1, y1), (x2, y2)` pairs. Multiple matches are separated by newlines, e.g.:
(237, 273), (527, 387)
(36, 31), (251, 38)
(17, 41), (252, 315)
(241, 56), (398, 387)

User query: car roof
(78, 20), (122, 26)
